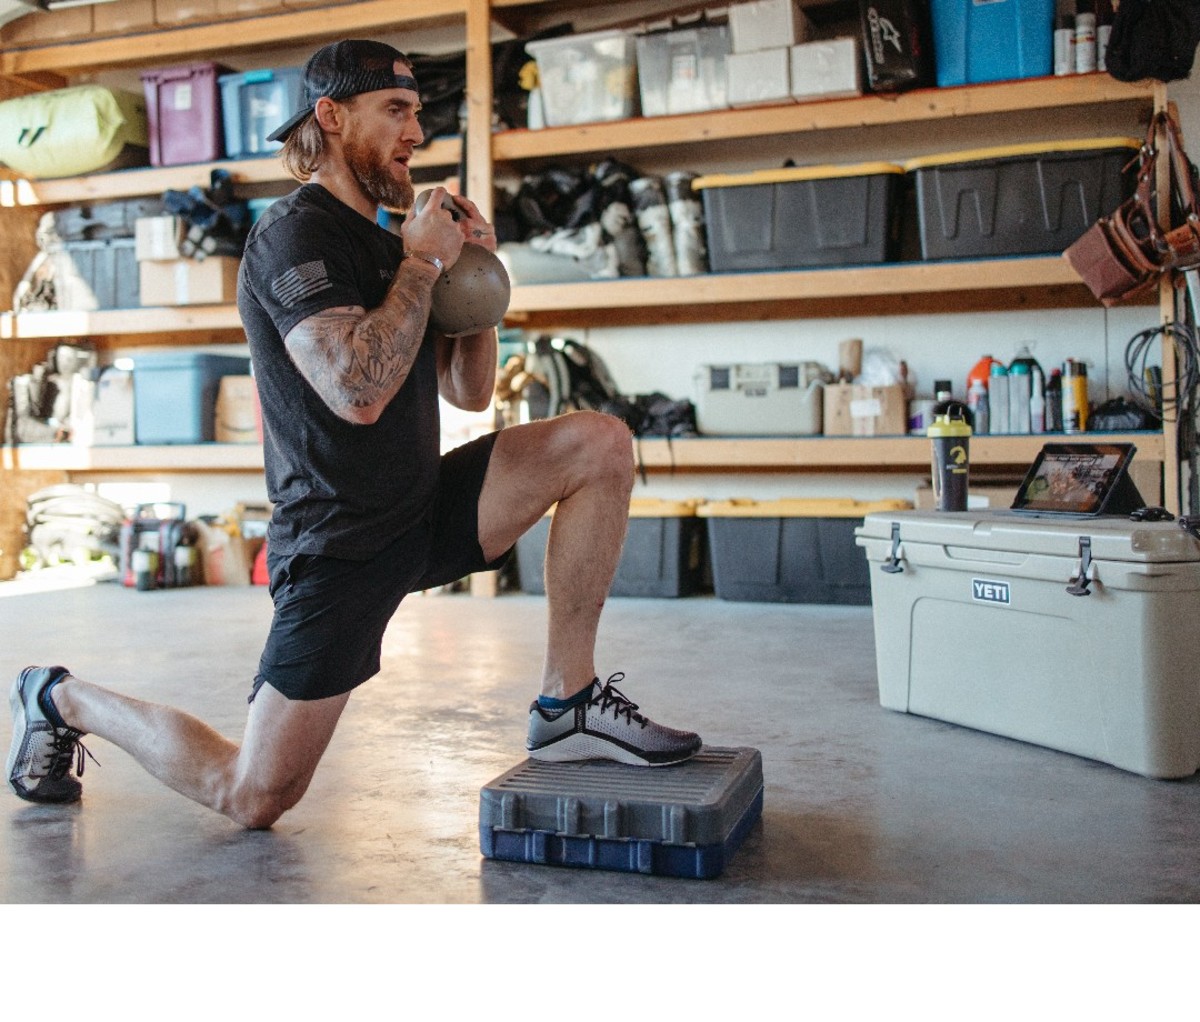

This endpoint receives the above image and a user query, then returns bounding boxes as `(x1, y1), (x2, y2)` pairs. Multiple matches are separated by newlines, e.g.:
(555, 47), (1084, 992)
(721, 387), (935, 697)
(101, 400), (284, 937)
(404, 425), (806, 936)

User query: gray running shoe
(7, 666), (91, 804)
(526, 673), (702, 767)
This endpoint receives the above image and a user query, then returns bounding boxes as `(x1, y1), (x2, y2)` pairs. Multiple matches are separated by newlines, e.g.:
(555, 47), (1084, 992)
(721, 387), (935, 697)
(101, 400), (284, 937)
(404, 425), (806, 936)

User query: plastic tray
(479, 746), (763, 878)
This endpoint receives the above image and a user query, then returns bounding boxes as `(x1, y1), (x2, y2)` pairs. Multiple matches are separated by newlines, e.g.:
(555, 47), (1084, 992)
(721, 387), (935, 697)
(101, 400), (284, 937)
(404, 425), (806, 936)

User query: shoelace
(47, 728), (98, 781)
(591, 673), (648, 729)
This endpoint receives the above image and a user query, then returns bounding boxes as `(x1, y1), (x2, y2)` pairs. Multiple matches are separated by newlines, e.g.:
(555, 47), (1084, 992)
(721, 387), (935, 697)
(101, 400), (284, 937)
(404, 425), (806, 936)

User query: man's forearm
(439, 328), (498, 412)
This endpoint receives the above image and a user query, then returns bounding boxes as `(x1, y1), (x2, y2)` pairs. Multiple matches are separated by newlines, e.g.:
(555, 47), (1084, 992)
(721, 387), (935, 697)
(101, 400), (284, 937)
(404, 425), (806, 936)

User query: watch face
(1012, 443), (1135, 515)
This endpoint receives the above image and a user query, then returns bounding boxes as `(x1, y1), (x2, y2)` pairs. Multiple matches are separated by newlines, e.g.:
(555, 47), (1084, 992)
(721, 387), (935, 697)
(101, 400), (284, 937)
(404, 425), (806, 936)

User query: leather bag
(1064, 109), (1200, 306)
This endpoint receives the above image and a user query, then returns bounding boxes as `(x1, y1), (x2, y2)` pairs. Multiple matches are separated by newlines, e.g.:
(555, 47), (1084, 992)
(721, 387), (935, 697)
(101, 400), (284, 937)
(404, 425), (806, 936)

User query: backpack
(521, 335), (633, 421)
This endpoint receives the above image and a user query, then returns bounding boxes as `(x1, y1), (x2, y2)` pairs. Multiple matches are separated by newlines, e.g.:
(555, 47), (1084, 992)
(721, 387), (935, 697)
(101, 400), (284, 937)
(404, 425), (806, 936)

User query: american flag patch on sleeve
(272, 260), (333, 307)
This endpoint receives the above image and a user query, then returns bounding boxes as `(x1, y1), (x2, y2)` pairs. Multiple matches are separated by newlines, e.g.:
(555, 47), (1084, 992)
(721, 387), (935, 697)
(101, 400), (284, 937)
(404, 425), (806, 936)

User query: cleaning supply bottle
(967, 355), (1000, 396)
(1046, 368), (1063, 431)
(1030, 369), (1046, 434)
(1063, 359), (1089, 433)
(1008, 361), (1032, 433)
(989, 363), (1010, 434)
(1009, 346), (1045, 434)
(967, 377), (989, 435)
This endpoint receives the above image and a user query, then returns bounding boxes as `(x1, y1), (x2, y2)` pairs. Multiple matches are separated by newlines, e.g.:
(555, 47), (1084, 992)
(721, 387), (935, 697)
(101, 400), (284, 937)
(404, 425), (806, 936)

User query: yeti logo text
(867, 9), (903, 62)
(972, 579), (1011, 605)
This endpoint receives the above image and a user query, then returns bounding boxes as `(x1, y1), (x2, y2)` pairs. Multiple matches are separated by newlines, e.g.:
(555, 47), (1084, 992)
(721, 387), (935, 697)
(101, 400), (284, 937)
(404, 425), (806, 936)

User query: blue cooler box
(132, 352), (250, 444)
(931, 0), (1055, 86)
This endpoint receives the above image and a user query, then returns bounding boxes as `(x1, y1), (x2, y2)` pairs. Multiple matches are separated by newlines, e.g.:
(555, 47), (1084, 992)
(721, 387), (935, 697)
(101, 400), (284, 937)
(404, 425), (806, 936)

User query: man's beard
(342, 131), (414, 212)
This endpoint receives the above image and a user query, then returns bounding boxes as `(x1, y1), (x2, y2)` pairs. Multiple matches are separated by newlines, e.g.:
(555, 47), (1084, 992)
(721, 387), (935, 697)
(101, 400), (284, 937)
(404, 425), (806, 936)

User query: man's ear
(313, 96), (344, 134)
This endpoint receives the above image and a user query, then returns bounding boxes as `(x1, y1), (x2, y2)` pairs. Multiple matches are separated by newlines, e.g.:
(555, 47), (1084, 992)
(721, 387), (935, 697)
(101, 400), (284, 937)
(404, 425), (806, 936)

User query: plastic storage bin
(694, 162), (904, 271)
(693, 362), (826, 435)
(636, 24), (730, 116)
(930, 0), (1056, 86)
(516, 498), (705, 598)
(526, 29), (638, 127)
(700, 498), (911, 604)
(856, 510), (1200, 778)
(50, 238), (139, 310)
(132, 352), (250, 444)
(907, 138), (1140, 260)
(140, 62), (226, 166)
(480, 747), (763, 878)
(218, 67), (303, 158)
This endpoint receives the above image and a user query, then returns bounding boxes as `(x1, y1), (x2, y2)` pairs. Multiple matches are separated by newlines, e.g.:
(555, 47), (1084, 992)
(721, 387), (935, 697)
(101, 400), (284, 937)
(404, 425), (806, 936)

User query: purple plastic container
(140, 62), (227, 166)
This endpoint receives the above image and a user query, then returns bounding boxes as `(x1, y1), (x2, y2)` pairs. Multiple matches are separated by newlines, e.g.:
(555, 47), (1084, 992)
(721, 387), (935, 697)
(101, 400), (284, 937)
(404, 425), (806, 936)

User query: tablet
(1010, 442), (1144, 516)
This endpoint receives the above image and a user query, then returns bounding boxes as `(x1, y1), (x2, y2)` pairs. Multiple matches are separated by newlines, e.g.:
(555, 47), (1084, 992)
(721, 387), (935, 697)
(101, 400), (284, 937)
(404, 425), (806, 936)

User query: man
(7, 40), (701, 828)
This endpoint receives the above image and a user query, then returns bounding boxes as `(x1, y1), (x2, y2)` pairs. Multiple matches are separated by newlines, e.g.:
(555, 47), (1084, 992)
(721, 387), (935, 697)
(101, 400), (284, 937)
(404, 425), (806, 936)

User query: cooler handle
(880, 521), (904, 574)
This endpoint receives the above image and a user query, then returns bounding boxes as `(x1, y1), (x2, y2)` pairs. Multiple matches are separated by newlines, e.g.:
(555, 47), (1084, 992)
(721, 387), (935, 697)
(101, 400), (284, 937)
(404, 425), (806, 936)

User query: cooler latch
(880, 521), (904, 574)
(1066, 535), (1094, 597)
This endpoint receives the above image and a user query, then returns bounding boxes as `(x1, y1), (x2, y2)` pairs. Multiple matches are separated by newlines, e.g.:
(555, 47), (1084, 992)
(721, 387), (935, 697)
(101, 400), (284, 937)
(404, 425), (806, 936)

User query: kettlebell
(412, 189), (511, 337)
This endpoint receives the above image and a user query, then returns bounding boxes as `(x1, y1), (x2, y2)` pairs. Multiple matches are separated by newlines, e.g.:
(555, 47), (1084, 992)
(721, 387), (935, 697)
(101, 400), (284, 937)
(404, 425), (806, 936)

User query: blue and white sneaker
(526, 673), (702, 767)
(7, 666), (92, 804)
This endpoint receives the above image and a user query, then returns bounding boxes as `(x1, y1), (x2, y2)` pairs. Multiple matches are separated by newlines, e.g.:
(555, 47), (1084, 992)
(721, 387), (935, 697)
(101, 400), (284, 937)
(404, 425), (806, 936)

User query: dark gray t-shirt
(237, 184), (440, 560)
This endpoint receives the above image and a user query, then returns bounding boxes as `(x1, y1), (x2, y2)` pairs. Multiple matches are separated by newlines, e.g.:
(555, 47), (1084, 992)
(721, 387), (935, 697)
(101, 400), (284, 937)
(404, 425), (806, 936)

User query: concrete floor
(3, 576), (1200, 905)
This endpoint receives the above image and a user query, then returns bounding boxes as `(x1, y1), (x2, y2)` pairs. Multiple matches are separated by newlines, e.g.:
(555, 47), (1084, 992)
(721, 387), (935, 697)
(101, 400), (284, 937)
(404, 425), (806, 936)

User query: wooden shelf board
(0, 137), (461, 207)
(1, 305), (244, 339)
(3, 443), (264, 472)
(494, 75), (1156, 161)
(633, 433), (1164, 470)
(508, 256), (1083, 314)
(5, 433), (1163, 474)
(0, 0), (470, 75)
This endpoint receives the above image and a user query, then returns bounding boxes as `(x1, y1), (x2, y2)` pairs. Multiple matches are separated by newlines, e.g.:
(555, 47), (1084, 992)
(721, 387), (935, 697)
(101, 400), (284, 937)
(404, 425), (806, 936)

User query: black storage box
(693, 162), (904, 272)
(53, 197), (167, 242)
(516, 499), (706, 598)
(699, 498), (911, 604)
(907, 138), (1141, 260)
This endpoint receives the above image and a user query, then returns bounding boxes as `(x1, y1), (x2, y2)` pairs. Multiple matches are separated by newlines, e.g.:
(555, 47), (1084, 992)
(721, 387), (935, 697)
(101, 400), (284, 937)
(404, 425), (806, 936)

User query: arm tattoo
(284, 265), (436, 421)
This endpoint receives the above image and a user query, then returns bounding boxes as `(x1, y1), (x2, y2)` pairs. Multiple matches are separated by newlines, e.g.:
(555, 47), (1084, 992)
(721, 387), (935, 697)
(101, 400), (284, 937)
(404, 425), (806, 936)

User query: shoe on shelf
(7, 665), (93, 804)
(526, 672), (702, 767)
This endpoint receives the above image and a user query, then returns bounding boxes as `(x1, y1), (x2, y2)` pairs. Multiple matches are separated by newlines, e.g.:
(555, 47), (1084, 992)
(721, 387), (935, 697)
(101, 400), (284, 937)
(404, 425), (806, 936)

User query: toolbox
(694, 362), (826, 436)
(694, 162), (904, 271)
(856, 510), (1200, 778)
(480, 747), (763, 878)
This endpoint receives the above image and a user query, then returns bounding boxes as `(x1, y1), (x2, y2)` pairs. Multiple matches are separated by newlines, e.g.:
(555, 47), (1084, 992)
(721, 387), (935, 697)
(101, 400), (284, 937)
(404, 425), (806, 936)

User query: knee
(224, 778), (307, 830)
(567, 410), (635, 486)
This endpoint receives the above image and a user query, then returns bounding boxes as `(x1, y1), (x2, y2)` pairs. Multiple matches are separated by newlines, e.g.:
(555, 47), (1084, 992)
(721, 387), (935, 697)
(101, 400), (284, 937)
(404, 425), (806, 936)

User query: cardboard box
(729, 0), (813, 53)
(790, 38), (863, 102)
(94, 0), (156, 36)
(135, 216), (184, 261)
(726, 47), (792, 107)
(214, 375), (260, 443)
(822, 382), (907, 436)
(139, 256), (239, 306)
(153, 0), (218, 24)
(2, 7), (92, 44)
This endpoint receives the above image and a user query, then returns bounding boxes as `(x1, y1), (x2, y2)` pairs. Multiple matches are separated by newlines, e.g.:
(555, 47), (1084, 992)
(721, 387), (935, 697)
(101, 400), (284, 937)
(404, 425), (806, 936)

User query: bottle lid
(990, 363), (1009, 376)
(927, 413), (972, 438)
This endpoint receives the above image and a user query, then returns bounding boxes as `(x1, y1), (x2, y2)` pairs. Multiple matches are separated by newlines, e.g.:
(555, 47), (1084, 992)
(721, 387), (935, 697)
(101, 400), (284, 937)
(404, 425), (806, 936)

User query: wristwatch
(408, 250), (445, 273)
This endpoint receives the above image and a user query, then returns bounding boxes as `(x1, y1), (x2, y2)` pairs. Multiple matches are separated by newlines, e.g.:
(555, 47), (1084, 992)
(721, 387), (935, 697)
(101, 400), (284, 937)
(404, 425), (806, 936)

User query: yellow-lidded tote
(698, 497), (912, 603)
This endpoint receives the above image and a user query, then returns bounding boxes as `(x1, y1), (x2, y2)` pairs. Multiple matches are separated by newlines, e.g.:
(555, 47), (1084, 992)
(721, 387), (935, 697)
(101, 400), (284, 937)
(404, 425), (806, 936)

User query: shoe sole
(527, 733), (702, 768)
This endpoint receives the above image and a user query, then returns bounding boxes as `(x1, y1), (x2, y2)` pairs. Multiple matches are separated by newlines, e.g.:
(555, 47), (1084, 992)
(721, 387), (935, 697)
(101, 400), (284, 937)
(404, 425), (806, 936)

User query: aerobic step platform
(479, 747), (763, 879)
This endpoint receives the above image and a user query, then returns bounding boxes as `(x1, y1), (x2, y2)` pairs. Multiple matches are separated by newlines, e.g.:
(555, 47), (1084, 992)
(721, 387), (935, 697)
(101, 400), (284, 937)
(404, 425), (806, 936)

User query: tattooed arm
(283, 256), (442, 425)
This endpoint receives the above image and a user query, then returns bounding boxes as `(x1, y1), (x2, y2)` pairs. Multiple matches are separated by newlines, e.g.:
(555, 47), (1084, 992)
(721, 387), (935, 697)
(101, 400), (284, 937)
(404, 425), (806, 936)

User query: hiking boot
(7, 666), (91, 804)
(526, 673), (702, 767)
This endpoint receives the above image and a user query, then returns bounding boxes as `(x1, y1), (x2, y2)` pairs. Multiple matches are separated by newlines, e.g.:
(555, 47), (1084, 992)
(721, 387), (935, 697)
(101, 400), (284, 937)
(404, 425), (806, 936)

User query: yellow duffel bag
(0, 85), (149, 179)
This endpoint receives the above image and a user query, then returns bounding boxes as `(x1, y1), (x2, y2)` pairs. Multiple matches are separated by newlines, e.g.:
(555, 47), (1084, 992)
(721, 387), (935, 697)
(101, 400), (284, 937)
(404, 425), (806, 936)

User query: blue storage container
(931, 0), (1055, 86)
(132, 352), (250, 444)
(218, 67), (302, 159)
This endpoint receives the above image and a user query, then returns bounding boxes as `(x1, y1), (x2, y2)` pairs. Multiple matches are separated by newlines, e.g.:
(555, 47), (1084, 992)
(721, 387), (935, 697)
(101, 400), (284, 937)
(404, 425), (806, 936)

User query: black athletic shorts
(250, 432), (506, 703)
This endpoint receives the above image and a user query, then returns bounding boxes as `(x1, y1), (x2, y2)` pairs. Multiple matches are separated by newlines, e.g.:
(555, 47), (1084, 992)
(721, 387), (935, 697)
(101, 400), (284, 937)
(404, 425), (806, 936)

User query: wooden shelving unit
(0, 1), (1175, 541)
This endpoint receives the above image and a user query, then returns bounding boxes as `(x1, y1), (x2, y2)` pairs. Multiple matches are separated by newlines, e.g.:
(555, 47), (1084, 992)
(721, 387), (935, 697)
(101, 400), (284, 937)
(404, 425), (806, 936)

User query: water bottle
(928, 410), (972, 512)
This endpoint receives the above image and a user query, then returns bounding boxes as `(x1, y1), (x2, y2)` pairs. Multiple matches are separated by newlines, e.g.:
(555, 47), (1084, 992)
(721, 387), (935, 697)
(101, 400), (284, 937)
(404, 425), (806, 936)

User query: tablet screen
(1010, 443), (1138, 515)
